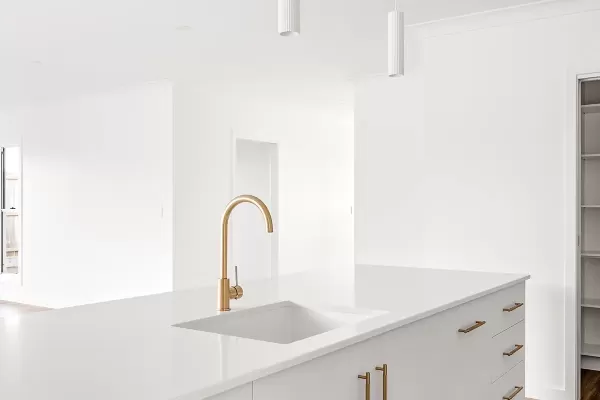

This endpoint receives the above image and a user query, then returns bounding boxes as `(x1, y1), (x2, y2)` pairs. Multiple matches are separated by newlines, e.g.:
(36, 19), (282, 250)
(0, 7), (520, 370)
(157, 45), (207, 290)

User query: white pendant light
(278, 0), (300, 36)
(388, 2), (404, 77)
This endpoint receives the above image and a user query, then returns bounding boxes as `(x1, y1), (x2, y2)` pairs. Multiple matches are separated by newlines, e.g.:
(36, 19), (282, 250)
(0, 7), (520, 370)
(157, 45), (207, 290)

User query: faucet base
(218, 278), (231, 312)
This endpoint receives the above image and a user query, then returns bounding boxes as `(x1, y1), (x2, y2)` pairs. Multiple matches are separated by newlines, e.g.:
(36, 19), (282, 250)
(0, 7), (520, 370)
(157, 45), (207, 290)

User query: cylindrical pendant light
(278, 0), (300, 36)
(388, 6), (404, 77)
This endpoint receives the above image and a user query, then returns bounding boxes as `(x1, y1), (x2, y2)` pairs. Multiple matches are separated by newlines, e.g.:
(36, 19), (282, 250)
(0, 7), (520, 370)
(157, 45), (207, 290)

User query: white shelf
(583, 251), (600, 258)
(583, 298), (600, 309)
(583, 154), (600, 160)
(582, 355), (600, 371)
(582, 205), (600, 208)
(583, 343), (600, 357)
(583, 104), (600, 114)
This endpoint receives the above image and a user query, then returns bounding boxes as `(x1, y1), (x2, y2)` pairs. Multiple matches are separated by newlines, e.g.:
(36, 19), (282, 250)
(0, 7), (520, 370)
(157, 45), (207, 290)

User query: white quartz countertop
(0, 265), (529, 400)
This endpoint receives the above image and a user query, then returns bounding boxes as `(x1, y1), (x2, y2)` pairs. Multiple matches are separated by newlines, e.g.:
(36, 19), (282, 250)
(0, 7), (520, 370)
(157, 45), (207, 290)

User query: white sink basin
(173, 301), (384, 344)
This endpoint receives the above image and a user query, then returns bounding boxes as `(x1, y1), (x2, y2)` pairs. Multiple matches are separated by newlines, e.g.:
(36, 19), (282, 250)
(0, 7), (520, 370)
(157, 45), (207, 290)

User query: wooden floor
(583, 370), (600, 400)
(0, 300), (50, 320)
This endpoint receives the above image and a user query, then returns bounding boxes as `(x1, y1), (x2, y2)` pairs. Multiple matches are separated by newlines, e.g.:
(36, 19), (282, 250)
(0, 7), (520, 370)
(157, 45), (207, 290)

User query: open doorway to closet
(232, 139), (279, 282)
(578, 76), (600, 400)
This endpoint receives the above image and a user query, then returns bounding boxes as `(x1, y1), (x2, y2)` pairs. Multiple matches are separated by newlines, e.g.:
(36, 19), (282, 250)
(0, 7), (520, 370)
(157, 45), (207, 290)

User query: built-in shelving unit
(583, 343), (600, 357)
(580, 79), (600, 375)
(583, 298), (600, 308)
(582, 104), (600, 114)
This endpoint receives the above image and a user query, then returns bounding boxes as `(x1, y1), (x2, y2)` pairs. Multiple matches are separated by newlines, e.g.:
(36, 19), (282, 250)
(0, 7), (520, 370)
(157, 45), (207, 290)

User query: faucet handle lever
(231, 266), (243, 300)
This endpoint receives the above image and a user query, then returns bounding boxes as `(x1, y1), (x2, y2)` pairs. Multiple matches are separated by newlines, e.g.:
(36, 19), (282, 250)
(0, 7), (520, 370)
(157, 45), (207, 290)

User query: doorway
(578, 75), (600, 400)
(0, 146), (21, 275)
(232, 139), (279, 282)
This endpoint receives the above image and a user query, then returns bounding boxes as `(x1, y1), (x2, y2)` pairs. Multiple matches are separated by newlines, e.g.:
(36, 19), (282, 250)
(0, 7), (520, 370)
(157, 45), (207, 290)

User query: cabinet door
(376, 295), (494, 400)
(253, 338), (383, 400)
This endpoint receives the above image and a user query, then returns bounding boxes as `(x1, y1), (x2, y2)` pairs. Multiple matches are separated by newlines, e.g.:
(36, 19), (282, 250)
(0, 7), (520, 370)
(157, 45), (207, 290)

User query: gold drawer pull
(376, 364), (388, 400)
(503, 303), (524, 312)
(503, 344), (524, 357)
(502, 386), (523, 400)
(458, 320), (486, 333)
(358, 372), (371, 400)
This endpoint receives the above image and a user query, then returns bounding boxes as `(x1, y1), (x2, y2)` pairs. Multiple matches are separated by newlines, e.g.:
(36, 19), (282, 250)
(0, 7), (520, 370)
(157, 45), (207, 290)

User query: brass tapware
(358, 372), (371, 400)
(375, 364), (388, 400)
(502, 386), (524, 400)
(503, 344), (524, 357)
(458, 320), (486, 334)
(503, 303), (524, 312)
(218, 195), (273, 311)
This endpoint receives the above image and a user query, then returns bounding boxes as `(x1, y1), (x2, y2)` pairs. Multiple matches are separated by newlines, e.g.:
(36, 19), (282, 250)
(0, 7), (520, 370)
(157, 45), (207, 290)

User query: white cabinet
(377, 289), (494, 400)
(252, 283), (526, 400)
(253, 335), (383, 400)
(489, 361), (525, 400)
(490, 321), (525, 383)
(204, 384), (252, 400)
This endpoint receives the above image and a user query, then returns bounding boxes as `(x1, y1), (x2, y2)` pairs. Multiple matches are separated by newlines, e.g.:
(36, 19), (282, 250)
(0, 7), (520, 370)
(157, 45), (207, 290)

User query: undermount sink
(173, 301), (385, 344)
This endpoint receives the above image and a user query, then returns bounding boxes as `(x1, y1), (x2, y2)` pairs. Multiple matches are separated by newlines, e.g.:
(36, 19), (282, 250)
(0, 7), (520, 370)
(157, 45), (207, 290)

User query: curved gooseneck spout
(219, 195), (274, 311)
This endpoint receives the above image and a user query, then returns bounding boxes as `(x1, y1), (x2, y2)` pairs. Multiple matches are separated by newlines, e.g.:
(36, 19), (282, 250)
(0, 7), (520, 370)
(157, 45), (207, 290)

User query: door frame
(230, 137), (280, 279)
(573, 71), (600, 400)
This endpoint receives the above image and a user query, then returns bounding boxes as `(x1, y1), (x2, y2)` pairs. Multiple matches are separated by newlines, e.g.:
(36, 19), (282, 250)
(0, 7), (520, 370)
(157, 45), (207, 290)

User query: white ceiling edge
(414, 0), (597, 38)
(0, 0), (577, 107)
(406, 0), (559, 27)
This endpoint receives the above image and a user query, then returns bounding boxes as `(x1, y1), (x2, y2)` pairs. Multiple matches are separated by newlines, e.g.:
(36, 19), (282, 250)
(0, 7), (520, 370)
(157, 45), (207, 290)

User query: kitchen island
(0, 265), (529, 400)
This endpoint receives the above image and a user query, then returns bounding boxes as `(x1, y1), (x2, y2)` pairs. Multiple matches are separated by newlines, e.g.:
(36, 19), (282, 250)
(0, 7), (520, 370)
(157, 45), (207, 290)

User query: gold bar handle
(358, 372), (371, 400)
(458, 320), (486, 334)
(502, 386), (524, 400)
(376, 364), (388, 400)
(503, 344), (524, 357)
(503, 303), (524, 312)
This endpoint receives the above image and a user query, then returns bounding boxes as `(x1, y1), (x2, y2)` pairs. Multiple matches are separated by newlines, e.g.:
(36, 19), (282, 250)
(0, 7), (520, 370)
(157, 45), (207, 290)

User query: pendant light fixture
(388, 0), (404, 77)
(278, 0), (300, 36)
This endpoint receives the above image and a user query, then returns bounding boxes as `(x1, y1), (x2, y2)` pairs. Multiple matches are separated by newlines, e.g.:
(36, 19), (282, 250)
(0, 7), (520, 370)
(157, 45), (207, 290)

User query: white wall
(0, 73), (352, 307)
(174, 78), (354, 290)
(0, 81), (173, 307)
(355, 1), (600, 399)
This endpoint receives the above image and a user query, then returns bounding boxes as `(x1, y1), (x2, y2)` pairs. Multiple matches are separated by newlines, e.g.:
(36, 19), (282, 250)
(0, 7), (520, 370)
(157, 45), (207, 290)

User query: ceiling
(0, 0), (549, 107)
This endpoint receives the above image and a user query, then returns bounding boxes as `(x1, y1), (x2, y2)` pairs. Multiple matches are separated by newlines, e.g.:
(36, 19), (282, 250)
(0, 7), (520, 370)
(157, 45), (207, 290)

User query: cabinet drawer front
(490, 361), (525, 400)
(490, 321), (525, 383)
(491, 283), (525, 335)
(450, 282), (525, 337)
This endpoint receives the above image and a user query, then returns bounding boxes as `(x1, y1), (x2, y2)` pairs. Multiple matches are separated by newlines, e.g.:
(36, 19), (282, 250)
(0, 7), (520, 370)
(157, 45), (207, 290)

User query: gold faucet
(219, 195), (274, 311)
